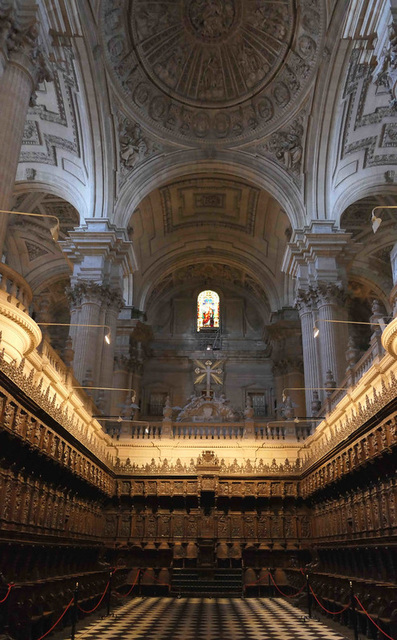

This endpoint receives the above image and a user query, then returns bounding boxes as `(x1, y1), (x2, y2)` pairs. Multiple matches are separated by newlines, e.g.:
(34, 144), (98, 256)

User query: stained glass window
(197, 290), (220, 331)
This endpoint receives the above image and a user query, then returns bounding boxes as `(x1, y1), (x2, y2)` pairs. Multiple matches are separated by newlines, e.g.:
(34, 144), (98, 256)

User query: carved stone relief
(160, 178), (259, 235)
(118, 112), (163, 185)
(336, 47), (397, 185)
(100, 0), (325, 145)
(19, 48), (84, 180)
(258, 111), (306, 186)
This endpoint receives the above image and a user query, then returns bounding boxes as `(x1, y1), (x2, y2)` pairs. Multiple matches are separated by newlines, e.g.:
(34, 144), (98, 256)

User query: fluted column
(390, 242), (397, 316)
(60, 220), (136, 408)
(268, 309), (305, 416)
(68, 283), (104, 384)
(315, 283), (348, 386)
(67, 282), (124, 394)
(283, 221), (353, 405)
(0, 3), (51, 253)
(112, 355), (131, 417)
(296, 291), (321, 414)
(99, 292), (124, 389)
(130, 322), (153, 418)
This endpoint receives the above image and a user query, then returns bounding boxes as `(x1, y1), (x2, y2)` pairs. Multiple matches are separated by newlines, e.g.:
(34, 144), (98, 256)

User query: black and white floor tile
(68, 597), (348, 640)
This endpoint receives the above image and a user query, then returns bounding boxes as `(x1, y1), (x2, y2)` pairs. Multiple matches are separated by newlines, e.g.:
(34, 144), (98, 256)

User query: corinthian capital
(0, 1), (52, 85)
(314, 282), (347, 307)
(295, 288), (316, 314)
(66, 281), (125, 311)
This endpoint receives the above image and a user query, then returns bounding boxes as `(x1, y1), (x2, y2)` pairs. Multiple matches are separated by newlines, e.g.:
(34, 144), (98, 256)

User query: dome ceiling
(101, 0), (325, 145)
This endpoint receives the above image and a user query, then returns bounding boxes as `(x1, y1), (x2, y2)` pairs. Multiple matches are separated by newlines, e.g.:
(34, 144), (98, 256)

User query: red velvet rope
(151, 575), (170, 587)
(309, 585), (350, 615)
(269, 572), (306, 599)
(114, 570), (140, 598)
(77, 581), (109, 614)
(355, 596), (397, 640)
(244, 572), (269, 587)
(0, 584), (12, 604)
(36, 598), (74, 640)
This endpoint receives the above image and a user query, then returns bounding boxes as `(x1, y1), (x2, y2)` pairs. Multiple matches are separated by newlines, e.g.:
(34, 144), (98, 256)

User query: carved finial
(163, 395), (172, 419)
(311, 390), (321, 413)
(324, 369), (336, 392)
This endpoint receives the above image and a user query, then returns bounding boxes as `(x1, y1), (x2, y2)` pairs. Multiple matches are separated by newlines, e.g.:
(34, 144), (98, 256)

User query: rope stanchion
(77, 582), (109, 614)
(36, 598), (74, 640)
(306, 573), (312, 618)
(269, 572), (306, 599)
(115, 569), (140, 598)
(71, 582), (79, 640)
(355, 596), (397, 640)
(106, 570), (113, 617)
(350, 580), (358, 640)
(309, 585), (350, 615)
(0, 584), (12, 604)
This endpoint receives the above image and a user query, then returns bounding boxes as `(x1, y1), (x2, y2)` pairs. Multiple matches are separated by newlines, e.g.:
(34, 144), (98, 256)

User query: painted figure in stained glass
(197, 290), (219, 331)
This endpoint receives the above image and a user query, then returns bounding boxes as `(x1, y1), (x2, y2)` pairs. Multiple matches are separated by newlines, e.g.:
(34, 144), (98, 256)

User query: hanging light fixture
(0, 209), (60, 241)
(312, 318), (386, 338)
(37, 322), (111, 344)
(370, 205), (397, 233)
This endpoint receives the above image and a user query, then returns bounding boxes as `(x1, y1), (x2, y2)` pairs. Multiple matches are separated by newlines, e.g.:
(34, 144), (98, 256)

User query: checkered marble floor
(70, 597), (348, 640)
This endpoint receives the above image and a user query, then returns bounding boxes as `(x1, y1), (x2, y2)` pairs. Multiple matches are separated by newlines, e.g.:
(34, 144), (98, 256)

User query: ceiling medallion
(102, 0), (324, 145)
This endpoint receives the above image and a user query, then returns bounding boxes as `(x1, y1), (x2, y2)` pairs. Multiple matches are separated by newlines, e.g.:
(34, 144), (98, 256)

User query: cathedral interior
(1, 0), (397, 638)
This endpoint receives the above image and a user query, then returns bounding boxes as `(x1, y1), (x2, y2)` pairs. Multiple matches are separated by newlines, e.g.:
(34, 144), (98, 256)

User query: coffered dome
(101, 0), (325, 145)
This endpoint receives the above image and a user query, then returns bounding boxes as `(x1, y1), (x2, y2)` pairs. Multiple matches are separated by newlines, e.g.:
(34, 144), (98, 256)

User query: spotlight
(371, 213), (382, 233)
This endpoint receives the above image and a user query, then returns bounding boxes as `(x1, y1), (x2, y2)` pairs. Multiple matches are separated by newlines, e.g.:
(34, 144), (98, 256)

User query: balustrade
(0, 263), (32, 312)
(119, 421), (314, 441)
(172, 424), (244, 440)
(320, 337), (385, 415)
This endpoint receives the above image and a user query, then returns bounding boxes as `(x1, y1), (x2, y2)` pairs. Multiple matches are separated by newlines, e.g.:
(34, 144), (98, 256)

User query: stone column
(390, 242), (397, 316)
(61, 220), (136, 403)
(112, 355), (131, 418)
(67, 282), (123, 398)
(268, 308), (305, 416)
(0, 3), (51, 254)
(283, 221), (353, 406)
(296, 290), (321, 415)
(315, 283), (349, 386)
(130, 321), (153, 418)
(99, 291), (124, 390)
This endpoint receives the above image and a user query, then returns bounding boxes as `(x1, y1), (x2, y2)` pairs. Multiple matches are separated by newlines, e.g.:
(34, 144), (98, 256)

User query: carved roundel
(102, 0), (324, 144)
